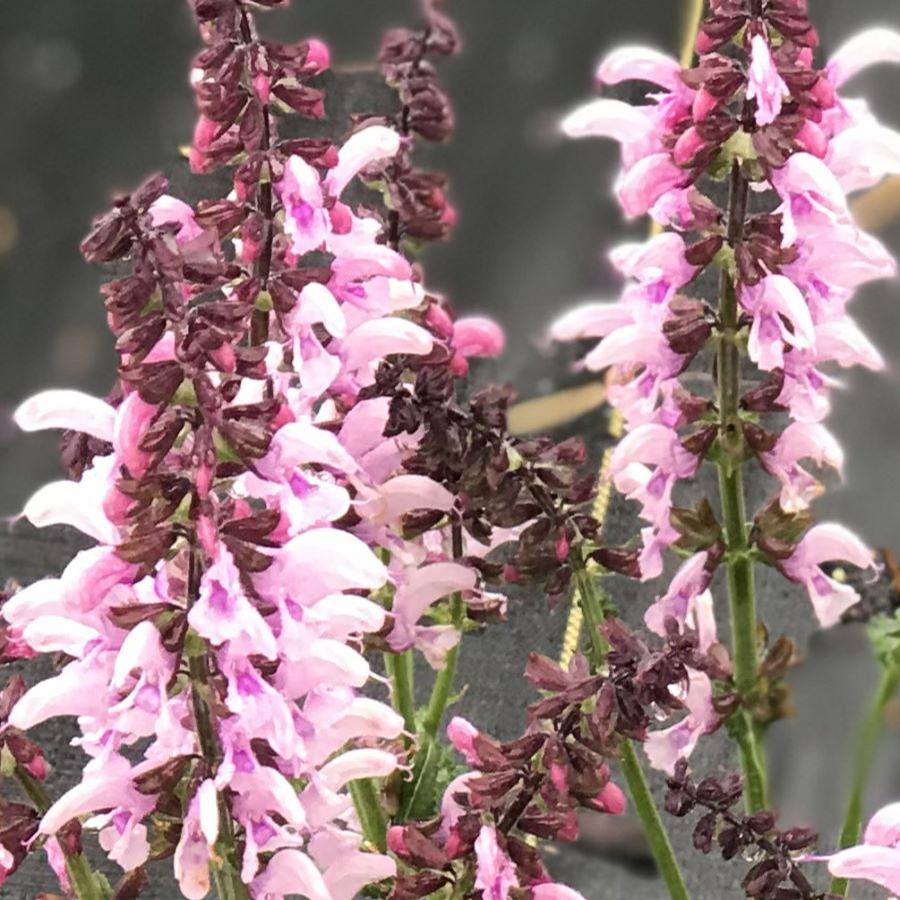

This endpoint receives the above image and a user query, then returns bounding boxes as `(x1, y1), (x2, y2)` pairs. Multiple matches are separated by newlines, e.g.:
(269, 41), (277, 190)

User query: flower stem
(385, 650), (417, 736)
(830, 662), (900, 896)
(349, 778), (388, 851)
(14, 765), (104, 900)
(619, 741), (691, 900)
(422, 593), (466, 738)
(717, 160), (768, 814)
(574, 565), (691, 900)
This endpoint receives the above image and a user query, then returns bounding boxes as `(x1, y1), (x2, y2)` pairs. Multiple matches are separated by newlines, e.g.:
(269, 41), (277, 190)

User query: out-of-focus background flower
(1, 2), (900, 897)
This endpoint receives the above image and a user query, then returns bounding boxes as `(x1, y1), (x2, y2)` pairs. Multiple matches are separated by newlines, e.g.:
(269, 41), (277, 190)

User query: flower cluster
(388, 617), (725, 898)
(664, 761), (831, 900)
(0, 0), (501, 895)
(552, 0), (900, 786)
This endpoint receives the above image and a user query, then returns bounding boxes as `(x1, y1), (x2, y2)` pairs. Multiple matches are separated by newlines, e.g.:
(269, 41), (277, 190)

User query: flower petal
(14, 390), (115, 442)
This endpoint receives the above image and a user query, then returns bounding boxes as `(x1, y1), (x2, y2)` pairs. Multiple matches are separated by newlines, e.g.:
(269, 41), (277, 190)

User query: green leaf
(869, 611), (900, 669)
(398, 731), (467, 822)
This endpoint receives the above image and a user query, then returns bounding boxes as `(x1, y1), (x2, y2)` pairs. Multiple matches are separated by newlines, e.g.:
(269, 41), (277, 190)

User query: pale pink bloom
(446, 716), (480, 765)
(280, 156), (330, 256)
(324, 852), (396, 900)
(474, 825), (519, 900)
(761, 422), (844, 513)
(414, 624), (462, 669)
(770, 153), (850, 247)
(148, 194), (204, 245)
(14, 389), (115, 441)
(824, 802), (900, 893)
(583, 322), (683, 376)
(610, 424), (699, 504)
(533, 884), (588, 900)
(827, 28), (900, 87)
(561, 98), (655, 144)
(354, 474), (454, 527)
(616, 153), (690, 218)
(260, 420), (358, 480)
(611, 424), (699, 578)
(302, 750), (397, 829)
(9, 656), (112, 731)
(252, 849), (332, 900)
(189, 548), (278, 660)
(827, 121), (900, 193)
(285, 282), (347, 338)
(551, 301), (634, 342)
(40, 755), (145, 836)
(782, 523), (875, 626)
(814, 318), (885, 371)
(174, 781), (219, 900)
(323, 125), (401, 197)
(339, 318), (434, 375)
(609, 232), (696, 304)
(221, 652), (304, 760)
(302, 694), (405, 765)
(303, 594), (386, 641)
(389, 562), (477, 651)
(644, 551), (711, 636)
(21, 467), (118, 545)
(645, 669), (717, 775)
(261, 527), (387, 605)
(20, 615), (100, 657)
(740, 275), (815, 372)
(58, 545), (137, 612)
(595, 45), (684, 92)
(783, 223), (896, 295)
(112, 391), (158, 477)
(44, 838), (71, 894)
(453, 316), (505, 359)
(747, 34), (789, 126)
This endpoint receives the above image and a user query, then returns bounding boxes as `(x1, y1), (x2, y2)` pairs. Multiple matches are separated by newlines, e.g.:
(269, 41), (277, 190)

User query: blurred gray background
(2, 1), (900, 897)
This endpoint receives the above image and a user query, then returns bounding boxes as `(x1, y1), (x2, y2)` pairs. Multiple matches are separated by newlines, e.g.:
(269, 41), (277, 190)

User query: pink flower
(474, 825), (519, 900)
(532, 884), (588, 900)
(823, 803), (900, 893)
(595, 45), (684, 92)
(740, 275), (815, 372)
(173, 781), (219, 900)
(389, 562), (477, 651)
(645, 669), (717, 775)
(617, 154), (690, 218)
(827, 28), (900, 88)
(747, 34), (789, 126)
(446, 716), (480, 765)
(452, 316), (505, 359)
(188, 548), (278, 660)
(644, 552), (712, 636)
(760, 422), (844, 513)
(781, 523), (875, 626)
(148, 195), (204, 245)
(14, 389), (116, 441)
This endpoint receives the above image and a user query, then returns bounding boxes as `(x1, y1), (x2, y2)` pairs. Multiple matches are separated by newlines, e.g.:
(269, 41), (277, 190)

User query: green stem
(574, 565), (690, 900)
(422, 593), (466, 738)
(620, 742), (691, 900)
(716, 162), (768, 815)
(349, 778), (388, 851)
(830, 663), (900, 896)
(15, 765), (104, 900)
(385, 650), (417, 736)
